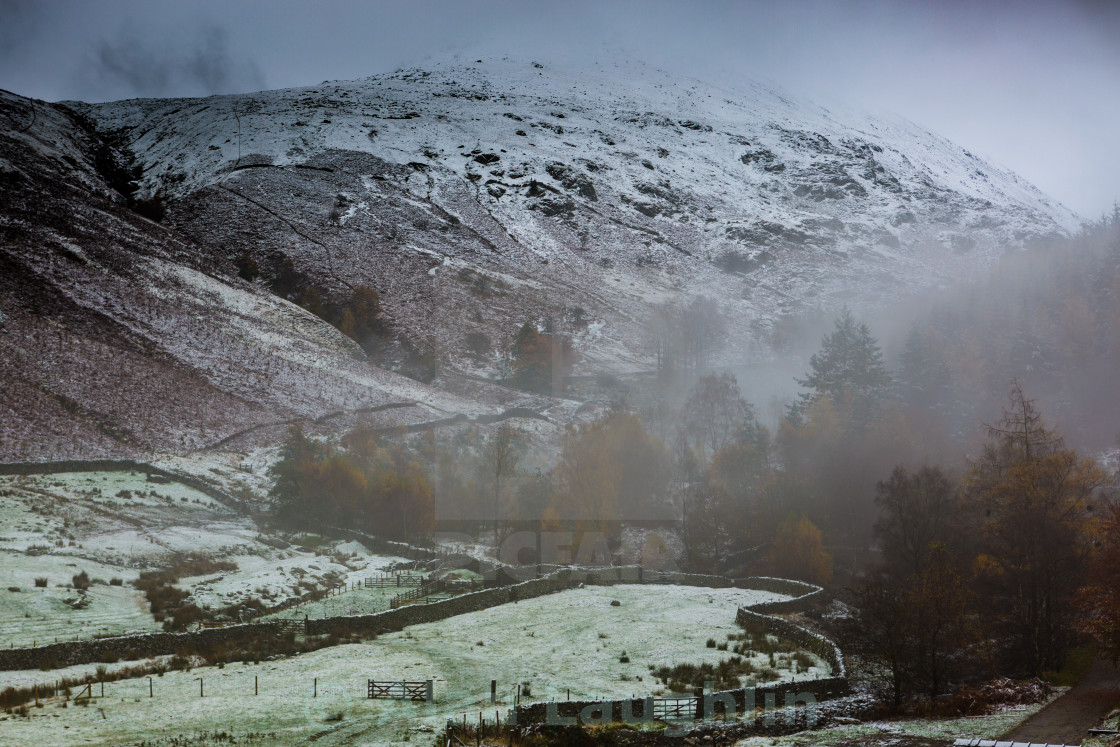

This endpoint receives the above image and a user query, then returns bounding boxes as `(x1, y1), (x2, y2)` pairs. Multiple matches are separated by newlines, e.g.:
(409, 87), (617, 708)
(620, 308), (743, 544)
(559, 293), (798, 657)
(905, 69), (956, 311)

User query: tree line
(264, 207), (1120, 705)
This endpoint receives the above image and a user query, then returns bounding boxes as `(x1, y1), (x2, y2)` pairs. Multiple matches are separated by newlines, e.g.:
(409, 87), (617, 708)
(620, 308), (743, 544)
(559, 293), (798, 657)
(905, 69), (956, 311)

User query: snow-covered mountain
(0, 87), (540, 462)
(1, 58), (1080, 460)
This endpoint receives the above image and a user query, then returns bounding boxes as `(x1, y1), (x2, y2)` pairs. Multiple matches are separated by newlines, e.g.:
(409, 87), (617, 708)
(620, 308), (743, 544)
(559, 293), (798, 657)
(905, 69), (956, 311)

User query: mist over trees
(792, 307), (892, 427)
(649, 296), (726, 383)
(261, 210), (1120, 708)
(843, 383), (1108, 703)
(891, 207), (1120, 449)
(510, 321), (578, 393)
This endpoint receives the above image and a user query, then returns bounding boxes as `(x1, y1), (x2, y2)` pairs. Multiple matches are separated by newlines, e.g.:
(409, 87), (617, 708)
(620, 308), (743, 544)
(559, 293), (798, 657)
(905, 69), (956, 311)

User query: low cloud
(81, 25), (265, 100)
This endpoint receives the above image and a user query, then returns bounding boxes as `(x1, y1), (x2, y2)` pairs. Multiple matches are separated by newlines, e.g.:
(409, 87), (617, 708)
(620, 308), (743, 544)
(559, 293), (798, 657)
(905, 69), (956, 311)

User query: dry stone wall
(0, 622), (283, 671)
(0, 540), (846, 726)
(513, 573), (847, 726)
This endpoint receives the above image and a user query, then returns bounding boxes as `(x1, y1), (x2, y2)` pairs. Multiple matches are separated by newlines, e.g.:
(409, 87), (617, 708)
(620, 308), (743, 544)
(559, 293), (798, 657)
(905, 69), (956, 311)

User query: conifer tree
(793, 308), (891, 425)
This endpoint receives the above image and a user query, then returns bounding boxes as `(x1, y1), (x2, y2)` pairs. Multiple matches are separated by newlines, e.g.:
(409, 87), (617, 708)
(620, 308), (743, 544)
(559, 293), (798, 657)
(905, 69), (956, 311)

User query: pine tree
(793, 308), (891, 425)
(510, 321), (577, 393)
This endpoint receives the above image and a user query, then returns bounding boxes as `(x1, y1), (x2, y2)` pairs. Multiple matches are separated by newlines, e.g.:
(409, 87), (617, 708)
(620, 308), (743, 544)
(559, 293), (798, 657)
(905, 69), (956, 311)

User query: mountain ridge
(0, 57), (1082, 462)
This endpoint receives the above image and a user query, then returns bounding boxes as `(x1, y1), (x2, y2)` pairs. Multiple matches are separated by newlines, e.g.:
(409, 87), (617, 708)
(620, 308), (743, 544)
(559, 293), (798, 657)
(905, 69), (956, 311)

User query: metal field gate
(653, 696), (697, 720)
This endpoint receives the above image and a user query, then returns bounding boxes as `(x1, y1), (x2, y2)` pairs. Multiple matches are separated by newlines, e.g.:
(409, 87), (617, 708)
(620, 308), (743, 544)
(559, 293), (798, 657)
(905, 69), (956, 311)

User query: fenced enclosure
(389, 582), (454, 609)
(364, 573), (424, 588)
(367, 679), (433, 701)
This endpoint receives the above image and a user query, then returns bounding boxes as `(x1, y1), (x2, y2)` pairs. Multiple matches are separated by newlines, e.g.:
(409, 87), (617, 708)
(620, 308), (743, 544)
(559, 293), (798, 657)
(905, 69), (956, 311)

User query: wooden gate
(367, 679), (433, 701)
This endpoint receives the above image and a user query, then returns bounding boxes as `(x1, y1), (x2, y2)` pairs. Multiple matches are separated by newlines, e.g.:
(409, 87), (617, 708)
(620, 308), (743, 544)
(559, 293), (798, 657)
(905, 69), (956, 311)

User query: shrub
(757, 667), (780, 682)
(72, 571), (90, 591)
(166, 604), (205, 631)
(109, 578), (123, 586)
(706, 638), (717, 648)
(34, 577), (47, 588)
(619, 652), (630, 663)
(234, 252), (260, 282)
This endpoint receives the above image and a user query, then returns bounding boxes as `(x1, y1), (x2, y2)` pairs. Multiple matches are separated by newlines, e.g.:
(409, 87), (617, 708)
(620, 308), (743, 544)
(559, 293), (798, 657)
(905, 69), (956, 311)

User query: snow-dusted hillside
(1, 58), (1082, 461)
(70, 57), (1079, 375)
(0, 89), (519, 462)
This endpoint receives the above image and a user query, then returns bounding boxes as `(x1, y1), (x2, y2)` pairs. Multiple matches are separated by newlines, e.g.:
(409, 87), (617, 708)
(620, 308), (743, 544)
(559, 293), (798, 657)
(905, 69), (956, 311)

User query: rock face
(0, 58), (1080, 460)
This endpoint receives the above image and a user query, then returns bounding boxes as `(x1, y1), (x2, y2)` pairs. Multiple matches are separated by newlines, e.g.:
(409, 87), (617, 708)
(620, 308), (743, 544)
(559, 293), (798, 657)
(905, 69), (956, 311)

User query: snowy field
(0, 472), (406, 644)
(258, 570), (427, 620)
(0, 584), (826, 746)
(733, 693), (1062, 746)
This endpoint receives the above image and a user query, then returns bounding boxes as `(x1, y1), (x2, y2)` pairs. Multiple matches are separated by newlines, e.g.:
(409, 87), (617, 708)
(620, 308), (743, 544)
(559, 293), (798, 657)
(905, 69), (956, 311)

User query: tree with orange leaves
(770, 513), (833, 585)
(966, 381), (1105, 675)
(549, 410), (671, 540)
(1077, 500), (1120, 664)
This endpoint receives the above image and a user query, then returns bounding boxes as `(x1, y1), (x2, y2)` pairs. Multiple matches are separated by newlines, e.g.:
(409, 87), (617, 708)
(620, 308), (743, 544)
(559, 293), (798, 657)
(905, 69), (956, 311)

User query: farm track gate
(367, 679), (433, 701)
(275, 619), (305, 635)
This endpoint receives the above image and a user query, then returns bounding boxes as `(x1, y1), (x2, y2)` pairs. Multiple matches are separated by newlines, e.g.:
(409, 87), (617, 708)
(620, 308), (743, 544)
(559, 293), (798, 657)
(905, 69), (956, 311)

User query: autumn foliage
(770, 514), (833, 585)
(271, 425), (434, 540)
(549, 411), (671, 534)
(843, 382), (1106, 707)
(510, 321), (578, 393)
(1077, 501), (1120, 665)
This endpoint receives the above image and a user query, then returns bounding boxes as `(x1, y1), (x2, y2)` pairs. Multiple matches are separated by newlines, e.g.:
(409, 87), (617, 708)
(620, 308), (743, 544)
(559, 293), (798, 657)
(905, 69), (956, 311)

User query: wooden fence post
(491, 680), (496, 703)
(255, 675), (258, 695)
(148, 677), (153, 698)
(314, 678), (317, 698)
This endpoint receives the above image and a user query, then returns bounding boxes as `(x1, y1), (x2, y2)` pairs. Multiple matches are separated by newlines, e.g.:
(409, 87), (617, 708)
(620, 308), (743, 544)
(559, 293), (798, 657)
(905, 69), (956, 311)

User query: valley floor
(0, 584), (819, 746)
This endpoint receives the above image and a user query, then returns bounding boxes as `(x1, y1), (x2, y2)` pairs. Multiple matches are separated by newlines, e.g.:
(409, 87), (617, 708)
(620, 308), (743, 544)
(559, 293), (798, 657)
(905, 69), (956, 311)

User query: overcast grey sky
(1, 0), (1117, 218)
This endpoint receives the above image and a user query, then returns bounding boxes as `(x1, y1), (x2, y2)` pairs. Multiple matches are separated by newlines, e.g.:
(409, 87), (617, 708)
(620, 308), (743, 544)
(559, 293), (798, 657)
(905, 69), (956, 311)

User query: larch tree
(966, 381), (1105, 675)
